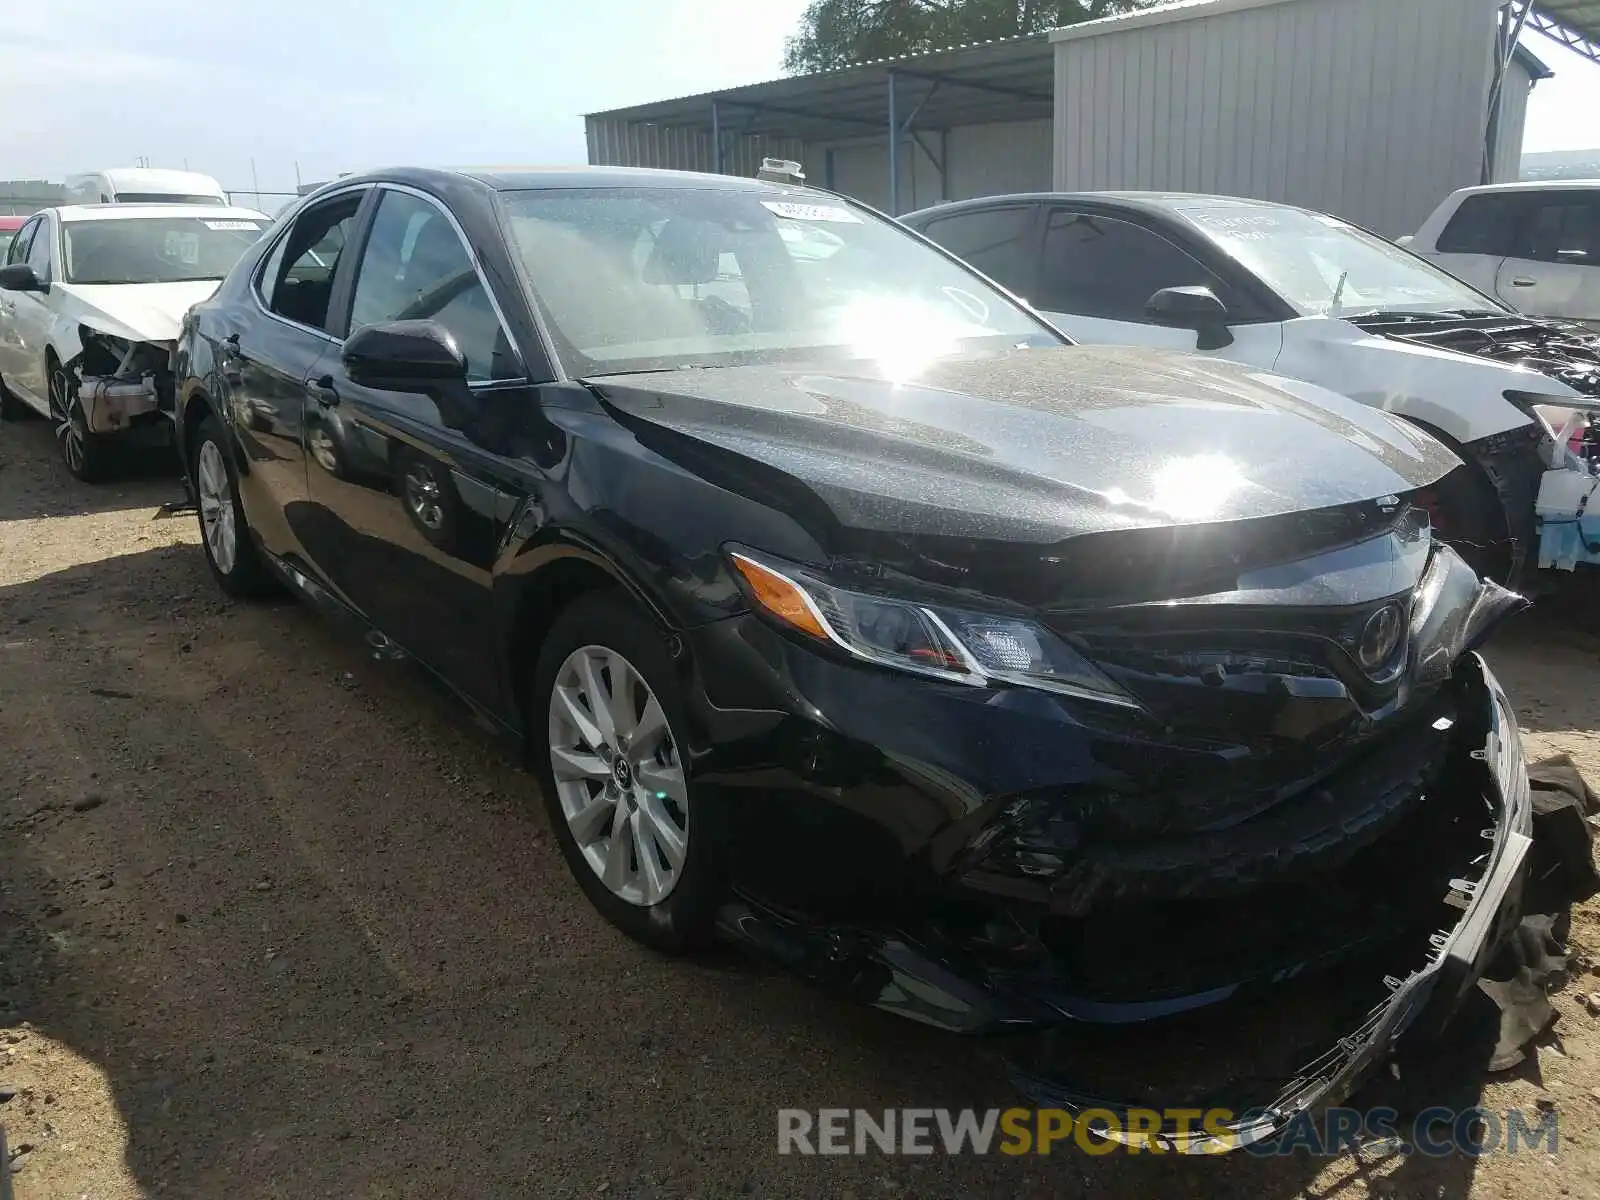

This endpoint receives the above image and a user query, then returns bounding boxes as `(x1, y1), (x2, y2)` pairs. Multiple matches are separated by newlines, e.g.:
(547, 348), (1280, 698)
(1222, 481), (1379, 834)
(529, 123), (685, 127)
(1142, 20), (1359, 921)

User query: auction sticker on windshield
(164, 232), (200, 265)
(762, 201), (860, 223)
(203, 220), (262, 231)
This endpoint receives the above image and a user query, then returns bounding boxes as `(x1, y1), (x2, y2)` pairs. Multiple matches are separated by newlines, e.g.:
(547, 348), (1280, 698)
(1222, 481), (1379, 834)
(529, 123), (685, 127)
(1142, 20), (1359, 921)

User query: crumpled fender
(1273, 316), (1583, 445)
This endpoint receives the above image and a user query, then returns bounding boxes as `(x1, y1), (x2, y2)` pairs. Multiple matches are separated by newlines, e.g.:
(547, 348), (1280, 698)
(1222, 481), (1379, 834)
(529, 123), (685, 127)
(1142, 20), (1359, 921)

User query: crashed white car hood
(55, 280), (223, 344)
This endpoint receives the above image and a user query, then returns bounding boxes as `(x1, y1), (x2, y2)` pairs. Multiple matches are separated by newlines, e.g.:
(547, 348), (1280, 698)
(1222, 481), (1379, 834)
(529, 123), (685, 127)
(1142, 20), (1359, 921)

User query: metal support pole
(711, 101), (724, 175)
(887, 70), (900, 216)
(1485, 0), (1533, 183)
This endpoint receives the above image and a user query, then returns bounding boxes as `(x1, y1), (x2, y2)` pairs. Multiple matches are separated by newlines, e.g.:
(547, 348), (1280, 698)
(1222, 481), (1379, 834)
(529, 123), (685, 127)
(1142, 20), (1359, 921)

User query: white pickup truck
(1403, 181), (1600, 333)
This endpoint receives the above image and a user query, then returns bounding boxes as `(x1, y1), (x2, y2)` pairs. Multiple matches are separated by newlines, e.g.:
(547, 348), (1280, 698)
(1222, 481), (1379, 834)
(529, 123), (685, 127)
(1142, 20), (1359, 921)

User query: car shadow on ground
(0, 418), (185, 522)
(0, 544), (1569, 1198)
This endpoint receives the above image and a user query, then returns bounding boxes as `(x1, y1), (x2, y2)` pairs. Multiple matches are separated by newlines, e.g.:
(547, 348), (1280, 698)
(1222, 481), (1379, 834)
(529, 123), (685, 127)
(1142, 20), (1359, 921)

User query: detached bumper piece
(715, 657), (1539, 1153)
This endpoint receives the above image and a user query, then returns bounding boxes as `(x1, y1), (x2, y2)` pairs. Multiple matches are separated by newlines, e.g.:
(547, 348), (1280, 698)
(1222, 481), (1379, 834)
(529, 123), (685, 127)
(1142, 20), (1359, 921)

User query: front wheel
(192, 415), (275, 598)
(49, 363), (109, 482)
(530, 592), (717, 952)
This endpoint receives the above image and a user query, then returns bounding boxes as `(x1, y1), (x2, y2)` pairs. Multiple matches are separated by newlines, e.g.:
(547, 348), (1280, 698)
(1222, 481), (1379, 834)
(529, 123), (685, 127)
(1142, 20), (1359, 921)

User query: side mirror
(342, 319), (467, 387)
(1144, 285), (1234, 351)
(0, 263), (44, 293)
(342, 319), (476, 430)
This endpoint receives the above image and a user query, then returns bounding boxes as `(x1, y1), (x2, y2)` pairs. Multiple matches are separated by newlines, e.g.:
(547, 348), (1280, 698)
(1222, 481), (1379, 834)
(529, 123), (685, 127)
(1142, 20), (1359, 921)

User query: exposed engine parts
(74, 326), (173, 434)
(1351, 311), (1600, 398)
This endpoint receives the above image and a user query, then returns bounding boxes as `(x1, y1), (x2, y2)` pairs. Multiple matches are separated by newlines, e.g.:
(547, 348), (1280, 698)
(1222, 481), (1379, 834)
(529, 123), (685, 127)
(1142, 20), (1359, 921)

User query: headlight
(727, 549), (1140, 709)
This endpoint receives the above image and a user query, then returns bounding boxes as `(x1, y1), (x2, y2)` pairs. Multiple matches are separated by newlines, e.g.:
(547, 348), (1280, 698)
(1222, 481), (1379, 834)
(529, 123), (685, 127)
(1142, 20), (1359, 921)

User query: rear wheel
(193, 415), (275, 598)
(530, 592), (716, 952)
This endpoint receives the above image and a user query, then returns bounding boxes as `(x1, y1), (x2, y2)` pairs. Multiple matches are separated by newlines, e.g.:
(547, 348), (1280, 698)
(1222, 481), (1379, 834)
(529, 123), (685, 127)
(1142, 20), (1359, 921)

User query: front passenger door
(1031, 207), (1282, 366)
(1495, 192), (1600, 330)
(304, 186), (529, 708)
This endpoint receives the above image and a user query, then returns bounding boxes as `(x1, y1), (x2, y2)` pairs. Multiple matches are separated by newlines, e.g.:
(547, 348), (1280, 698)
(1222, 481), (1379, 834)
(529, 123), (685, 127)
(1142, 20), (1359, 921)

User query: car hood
(586, 345), (1460, 544)
(55, 280), (222, 344)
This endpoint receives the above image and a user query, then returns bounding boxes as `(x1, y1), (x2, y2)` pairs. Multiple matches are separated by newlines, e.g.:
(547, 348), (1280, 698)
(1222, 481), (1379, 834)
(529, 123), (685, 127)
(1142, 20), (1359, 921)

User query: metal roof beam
(1526, 7), (1600, 63)
(887, 66), (1052, 104)
(715, 98), (885, 131)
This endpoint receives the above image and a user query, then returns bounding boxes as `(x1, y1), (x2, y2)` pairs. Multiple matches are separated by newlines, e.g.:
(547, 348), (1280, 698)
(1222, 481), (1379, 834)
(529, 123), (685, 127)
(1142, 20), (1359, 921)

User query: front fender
(1275, 317), (1579, 443)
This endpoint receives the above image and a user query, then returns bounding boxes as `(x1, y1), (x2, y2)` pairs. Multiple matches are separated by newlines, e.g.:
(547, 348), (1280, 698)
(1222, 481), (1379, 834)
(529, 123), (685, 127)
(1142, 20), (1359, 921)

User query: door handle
(1509, 277), (1537, 287)
(311, 375), (340, 408)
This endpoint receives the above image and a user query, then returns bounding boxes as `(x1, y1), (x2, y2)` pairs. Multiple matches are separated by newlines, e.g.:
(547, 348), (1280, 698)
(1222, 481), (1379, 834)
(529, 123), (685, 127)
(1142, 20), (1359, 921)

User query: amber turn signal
(730, 553), (830, 640)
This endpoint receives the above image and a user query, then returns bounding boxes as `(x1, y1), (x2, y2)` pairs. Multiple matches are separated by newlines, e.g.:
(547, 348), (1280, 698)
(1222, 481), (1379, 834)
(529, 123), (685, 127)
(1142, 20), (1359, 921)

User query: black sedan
(173, 166), (1531, 1147)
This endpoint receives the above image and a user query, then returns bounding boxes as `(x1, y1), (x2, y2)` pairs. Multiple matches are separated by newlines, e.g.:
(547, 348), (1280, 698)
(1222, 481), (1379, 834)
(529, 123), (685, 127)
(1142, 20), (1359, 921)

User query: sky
(0, 0), (1594, 195)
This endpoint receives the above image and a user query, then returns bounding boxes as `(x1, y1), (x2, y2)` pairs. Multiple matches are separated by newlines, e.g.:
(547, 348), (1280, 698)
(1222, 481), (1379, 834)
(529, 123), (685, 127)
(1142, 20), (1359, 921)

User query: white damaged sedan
(0, 203), (268, 480)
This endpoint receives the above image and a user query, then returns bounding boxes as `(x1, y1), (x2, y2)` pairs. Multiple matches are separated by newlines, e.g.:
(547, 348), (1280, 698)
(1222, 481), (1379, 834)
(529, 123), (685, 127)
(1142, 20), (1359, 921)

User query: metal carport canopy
(584, 33), (1055, 213)
(1527, 0), (1600, 61)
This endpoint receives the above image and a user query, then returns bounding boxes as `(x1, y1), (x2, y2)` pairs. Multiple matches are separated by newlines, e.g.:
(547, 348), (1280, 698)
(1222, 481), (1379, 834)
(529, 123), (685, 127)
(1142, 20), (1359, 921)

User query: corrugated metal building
(585, 0), (1588, 237)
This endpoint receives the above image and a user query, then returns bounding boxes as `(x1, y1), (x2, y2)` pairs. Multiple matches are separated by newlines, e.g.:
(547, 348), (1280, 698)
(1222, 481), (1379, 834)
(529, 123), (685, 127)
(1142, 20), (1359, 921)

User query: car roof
(903, 190), (1318, 223)
(1445, 179), (1600, 196)
(51, 203), (270, 223)
(79, 167), (223, 190)
(313, 164), (799, 197)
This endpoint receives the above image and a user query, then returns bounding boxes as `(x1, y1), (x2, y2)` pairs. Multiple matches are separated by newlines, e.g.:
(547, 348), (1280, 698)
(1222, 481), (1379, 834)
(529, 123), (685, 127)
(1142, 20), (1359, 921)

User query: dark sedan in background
(172, 165), (1530, 1148)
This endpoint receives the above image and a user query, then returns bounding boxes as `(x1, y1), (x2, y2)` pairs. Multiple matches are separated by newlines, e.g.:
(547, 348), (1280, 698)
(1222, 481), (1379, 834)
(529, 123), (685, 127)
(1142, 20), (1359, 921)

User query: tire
(1426, 460), (1514, 585)
(530, 591), (717, 952)
(191, 414), (275, 598)
(48, 360), (110, 482)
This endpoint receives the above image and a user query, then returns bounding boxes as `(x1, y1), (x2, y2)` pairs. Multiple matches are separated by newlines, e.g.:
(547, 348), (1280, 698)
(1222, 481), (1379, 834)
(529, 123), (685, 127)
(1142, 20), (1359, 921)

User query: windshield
(63, 215), (267, 285)
(501, 187), (1058, 375)
(0, 231), (14, 261)
(116, 192), (226, 205)
(1179, 204), (1502, 317)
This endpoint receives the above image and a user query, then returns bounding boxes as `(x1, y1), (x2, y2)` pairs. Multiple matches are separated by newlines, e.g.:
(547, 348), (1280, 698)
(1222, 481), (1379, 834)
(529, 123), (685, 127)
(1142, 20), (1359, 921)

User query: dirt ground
(1, 417), (1599, 1200)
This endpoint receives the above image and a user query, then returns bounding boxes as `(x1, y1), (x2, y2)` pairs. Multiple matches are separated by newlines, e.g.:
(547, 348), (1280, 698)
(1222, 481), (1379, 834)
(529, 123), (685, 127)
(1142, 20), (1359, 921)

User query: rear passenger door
(1494, 191), (1600, 330)
(221, 187), (370, 563)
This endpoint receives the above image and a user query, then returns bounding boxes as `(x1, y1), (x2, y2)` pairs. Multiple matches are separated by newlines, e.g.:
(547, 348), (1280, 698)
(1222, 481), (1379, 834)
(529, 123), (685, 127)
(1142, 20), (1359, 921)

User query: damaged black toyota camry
(173, 166), (1533, 1151)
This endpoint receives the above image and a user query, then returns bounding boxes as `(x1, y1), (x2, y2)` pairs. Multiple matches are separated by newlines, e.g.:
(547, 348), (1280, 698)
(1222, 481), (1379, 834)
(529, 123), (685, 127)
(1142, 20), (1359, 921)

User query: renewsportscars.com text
(777, 1106), (1560, 1157)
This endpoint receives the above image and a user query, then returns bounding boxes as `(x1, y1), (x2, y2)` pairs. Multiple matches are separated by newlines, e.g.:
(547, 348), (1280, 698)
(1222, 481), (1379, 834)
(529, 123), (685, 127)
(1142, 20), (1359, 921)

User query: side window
(255, 232), (289, 309)
(919, 207), (1035, 294)
(1036, 210), (1223, 322)
(1520, 196), (1600, 266)
(349, 189), (518, 382)
(262, 193), (363, 334)
(26, 219), (52, 282)
(8, 219), (38, 266)
(1436, 193), (1526, 256)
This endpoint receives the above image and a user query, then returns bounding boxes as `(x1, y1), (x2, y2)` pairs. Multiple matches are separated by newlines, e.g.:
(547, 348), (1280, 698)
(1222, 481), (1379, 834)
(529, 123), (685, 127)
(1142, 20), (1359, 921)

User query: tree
(784, 0), (1164, 74)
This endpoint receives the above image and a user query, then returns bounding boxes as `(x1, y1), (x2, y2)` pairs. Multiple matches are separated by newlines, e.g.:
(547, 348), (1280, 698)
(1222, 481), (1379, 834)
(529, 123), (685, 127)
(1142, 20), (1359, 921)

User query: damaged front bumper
(77, 372), (163, 433)
(72, 327), (175, 436)
(713, 655), (1532, 1151)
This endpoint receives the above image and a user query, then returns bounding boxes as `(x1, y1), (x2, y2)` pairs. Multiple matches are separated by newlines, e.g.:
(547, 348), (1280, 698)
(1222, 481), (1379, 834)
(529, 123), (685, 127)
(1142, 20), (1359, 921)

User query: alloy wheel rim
(49, 370), (84, 475)
(403, 465), (445, 530)
(548, 645), (688, 907)
(196, 440), (238, 575)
